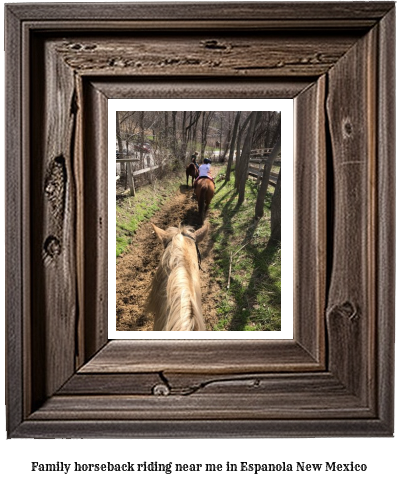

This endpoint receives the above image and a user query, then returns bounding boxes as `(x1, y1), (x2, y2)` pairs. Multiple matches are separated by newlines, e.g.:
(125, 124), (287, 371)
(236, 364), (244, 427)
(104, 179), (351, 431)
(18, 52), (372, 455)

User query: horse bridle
(182, 232), (203, 271)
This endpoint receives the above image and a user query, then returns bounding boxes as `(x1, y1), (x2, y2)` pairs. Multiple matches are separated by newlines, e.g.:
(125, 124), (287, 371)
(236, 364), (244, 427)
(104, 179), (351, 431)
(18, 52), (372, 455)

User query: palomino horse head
(146, 222), (209, 331)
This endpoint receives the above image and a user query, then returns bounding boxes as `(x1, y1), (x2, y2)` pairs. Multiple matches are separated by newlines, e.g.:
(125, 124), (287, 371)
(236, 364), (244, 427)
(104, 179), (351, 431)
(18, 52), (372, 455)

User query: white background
(1, 1), (397, 486)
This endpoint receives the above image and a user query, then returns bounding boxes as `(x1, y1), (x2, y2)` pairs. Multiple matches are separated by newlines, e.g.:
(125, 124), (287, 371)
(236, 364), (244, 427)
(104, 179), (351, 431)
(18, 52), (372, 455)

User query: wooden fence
(250, 148), (273, 158)
(247, 148), (280, 185)
(116, 158), (160, 196)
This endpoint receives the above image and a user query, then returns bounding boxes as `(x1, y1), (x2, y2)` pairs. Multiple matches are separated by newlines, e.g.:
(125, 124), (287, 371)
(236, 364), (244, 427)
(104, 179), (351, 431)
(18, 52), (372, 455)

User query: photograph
(111, 105), (292, 336)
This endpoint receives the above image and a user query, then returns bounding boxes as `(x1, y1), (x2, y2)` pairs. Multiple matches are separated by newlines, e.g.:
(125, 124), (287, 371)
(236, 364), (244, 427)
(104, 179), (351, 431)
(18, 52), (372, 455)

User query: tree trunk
(200, 111), (214, 161)
(180, 111), (187, 163)
(171, 111), (177, 157)
(188, 111), (201, 157)
(139, 111), (145, 168)
(254, 136), (281, 219)
(234, 112), (252, 189)
(221, 126), (231, 162)
(265, 112), (281, 149)
(226, 111), (241, 181)
(186, 111), (193, 158)
(126, 162), (136, 197)
(116, 112), (126, 185)
(201, 112), (207, 159)
(116, 112), (124, 153)
(219, 114), (223, 162)
(237, 112), (259, 203)
(164, 111), (169, 148)
(270, 168), (281, 242)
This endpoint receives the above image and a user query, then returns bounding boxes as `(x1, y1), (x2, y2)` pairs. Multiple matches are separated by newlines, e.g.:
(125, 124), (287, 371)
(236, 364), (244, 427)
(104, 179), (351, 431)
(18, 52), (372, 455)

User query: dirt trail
(116, 179), (221, 331)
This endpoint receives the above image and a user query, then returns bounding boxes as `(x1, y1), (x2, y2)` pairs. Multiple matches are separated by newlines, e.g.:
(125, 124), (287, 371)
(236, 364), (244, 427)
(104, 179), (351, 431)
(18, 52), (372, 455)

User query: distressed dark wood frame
(5, 2), (395, 438)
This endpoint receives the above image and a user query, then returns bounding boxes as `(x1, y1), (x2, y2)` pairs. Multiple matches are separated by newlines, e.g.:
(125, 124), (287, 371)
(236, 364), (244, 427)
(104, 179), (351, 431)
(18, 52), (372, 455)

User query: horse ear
(151, 223), (168, 244)
(194, 222), (209, 243)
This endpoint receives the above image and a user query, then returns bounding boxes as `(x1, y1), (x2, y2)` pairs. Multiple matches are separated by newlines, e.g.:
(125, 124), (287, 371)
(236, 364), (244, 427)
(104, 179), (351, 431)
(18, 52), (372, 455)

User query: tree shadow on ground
(210, 187), (243, 245)
(226, 238), (281, 331)
(180, 203), (202, 229)
(208, 183), (280, 331)
(179, 183), (193, 194)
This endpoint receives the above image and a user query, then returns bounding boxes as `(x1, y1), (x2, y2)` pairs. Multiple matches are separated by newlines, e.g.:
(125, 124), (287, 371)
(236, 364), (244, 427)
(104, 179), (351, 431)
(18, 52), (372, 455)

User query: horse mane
(146, 225), (205, 331)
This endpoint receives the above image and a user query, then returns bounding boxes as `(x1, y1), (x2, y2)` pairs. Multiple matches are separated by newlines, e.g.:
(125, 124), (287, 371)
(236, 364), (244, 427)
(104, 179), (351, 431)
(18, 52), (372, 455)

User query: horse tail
(199, 183), (208, 222)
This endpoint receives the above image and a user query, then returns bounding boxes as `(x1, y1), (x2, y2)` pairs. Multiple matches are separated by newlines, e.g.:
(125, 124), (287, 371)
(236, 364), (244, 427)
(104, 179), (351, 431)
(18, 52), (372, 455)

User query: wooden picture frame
(5, 2), (395, 438)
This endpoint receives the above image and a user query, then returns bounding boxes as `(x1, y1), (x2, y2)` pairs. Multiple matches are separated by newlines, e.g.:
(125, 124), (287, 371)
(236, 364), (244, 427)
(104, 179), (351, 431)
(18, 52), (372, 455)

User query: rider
(191, 151), (199, 170)
(193, 158), (215, 195)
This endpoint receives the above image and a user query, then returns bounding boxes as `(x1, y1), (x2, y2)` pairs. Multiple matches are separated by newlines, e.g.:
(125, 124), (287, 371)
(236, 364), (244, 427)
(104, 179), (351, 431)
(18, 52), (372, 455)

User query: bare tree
(179, 111), (187, 161)
(254, 134), (281, 219)
(264, 112), (281, 149)
(171, 111), (177, 157)
(175, 111), (201, 165)
(162, 111), (169, 148)
(200, 111), (215, 161)
(116, 112), (124, 153)
(234, 112), (252, 189)
(124, 115), (140, 156)
(187, 111), (202, 158)
(219, 111), (234, 162)
(270, 168), (281, 242)
(139, 111), (145, 167)
(237, 112), (260, 203)
(226, 111), (241, 181)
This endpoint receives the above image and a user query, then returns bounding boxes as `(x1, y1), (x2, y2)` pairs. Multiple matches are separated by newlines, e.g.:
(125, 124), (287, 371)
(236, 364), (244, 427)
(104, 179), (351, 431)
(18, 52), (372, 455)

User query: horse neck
(149, 235), (205, 331)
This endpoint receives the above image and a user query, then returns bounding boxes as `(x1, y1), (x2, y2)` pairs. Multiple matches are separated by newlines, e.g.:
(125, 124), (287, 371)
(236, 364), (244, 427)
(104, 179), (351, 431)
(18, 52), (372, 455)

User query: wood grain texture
(86, 76), (325, 374)
(34, 373), (374, 423)
(294, 76), (326, 364)
(376, 7), (395, 432)
(7, 2), (394, 23)
(82, 81), (109, 362)
(5, 4), (25, 436)
(59, 371), (363, 399)
(79, 340), (321, 374)
(13, 418), (391, 439)
(29, 394), (371, 421)
(326, 26), (377, 405)
(58, 372), (163, 396)
(30, 37), (78, 407)
(5, 2), (395, 438)
(91, 79), (311, 100)
(53, 33), (360, 78)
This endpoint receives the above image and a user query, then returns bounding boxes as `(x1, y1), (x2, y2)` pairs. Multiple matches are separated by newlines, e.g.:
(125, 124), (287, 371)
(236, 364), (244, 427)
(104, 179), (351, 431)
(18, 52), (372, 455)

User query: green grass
(209, 169), (281, 331)
(116, 173), (183, 258)
(115, 165), (281, 331)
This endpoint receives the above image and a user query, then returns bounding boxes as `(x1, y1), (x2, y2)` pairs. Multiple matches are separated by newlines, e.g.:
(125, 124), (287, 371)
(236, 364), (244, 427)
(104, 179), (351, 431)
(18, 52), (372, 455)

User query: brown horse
(186, 163), (198, 187)
(194, 177), (215, 223)
(146, 223), (208, 331)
